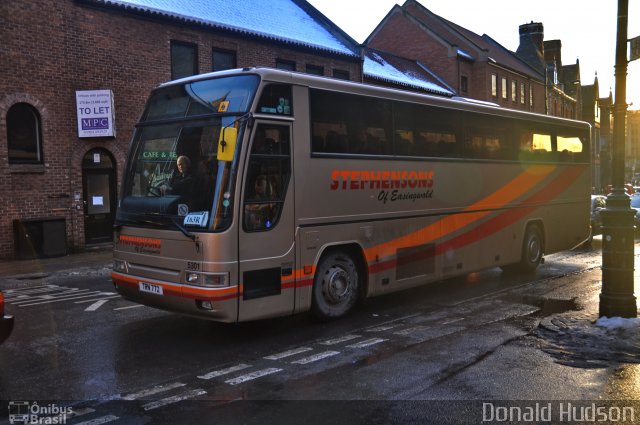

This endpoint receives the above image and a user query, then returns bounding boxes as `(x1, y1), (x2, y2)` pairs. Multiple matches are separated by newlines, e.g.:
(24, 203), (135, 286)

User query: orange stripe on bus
(368, 165), (586, 275)
(363, 164), (557, 262)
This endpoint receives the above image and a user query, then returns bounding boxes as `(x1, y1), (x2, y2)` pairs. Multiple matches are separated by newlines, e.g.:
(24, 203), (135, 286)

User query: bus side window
(557, 135), (583, 163)
(532, 133), (553, 161)
(326, 131), (347, 153)
(394, 130), (412, 156)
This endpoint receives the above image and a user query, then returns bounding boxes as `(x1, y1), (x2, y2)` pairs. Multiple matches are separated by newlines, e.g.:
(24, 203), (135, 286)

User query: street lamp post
(599, 0), (637, 318)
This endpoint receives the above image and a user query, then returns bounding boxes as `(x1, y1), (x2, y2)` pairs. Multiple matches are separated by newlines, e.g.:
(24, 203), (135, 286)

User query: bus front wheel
(311, 250), (360, 320)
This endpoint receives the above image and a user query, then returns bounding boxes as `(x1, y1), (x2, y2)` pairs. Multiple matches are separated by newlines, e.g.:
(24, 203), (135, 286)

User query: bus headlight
(113, 260), (127, 273)
(186, 272), (229, 287)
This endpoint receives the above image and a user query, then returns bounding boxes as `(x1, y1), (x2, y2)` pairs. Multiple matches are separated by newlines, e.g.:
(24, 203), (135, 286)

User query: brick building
(626, 110), (640, 183)
(365, 0), (580, 119)
(582, 76), (605, 190)
(1, 0), (367, 259)
(366, 1), (548, 113)
(0, 0), (591, 260)
(583, 77), (615, 192)
(543, 40), (581, 120)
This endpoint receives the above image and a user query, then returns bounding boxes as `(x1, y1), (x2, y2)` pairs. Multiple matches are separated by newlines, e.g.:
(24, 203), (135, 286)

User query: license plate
(139, 282), (163, 296)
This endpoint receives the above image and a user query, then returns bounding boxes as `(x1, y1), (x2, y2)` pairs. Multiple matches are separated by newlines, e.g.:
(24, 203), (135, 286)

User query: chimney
(544, 39), (562, 68)
(516, 22), (545, 74)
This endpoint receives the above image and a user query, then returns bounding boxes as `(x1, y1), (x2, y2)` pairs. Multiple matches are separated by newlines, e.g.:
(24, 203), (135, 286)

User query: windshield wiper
(170, 217), (196, 241)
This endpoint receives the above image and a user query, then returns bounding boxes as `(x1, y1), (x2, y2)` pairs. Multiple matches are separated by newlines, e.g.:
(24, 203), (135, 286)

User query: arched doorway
(82, 148), (117, 244)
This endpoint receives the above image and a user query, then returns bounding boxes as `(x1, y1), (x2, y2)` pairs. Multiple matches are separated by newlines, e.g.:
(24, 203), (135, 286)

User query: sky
(308, 0), (640, 111)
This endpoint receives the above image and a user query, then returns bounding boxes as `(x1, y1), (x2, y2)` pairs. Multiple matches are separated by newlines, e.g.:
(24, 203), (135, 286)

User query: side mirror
(217, 127), (238, 162)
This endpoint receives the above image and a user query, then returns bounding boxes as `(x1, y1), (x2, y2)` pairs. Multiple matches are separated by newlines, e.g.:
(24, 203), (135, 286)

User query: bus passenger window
(520, 132), (553, 162)
(326, 131), (347, 153)
(466, 136), (483, 158)
(484, 137), (502, 159)
(557, 135), (583, 162)
(350, 128), (383, 155)
(394, 130), (413, 156)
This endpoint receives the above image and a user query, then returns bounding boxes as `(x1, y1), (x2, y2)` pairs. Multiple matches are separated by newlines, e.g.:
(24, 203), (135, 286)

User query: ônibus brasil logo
(8, 401), (72, 424)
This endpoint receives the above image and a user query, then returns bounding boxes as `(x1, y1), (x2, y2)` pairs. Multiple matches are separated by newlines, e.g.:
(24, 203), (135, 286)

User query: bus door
(238, 122), (295, 320)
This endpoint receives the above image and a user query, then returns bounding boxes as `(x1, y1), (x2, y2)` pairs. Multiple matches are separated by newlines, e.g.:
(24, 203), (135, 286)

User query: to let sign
(76, 90), (116, 138)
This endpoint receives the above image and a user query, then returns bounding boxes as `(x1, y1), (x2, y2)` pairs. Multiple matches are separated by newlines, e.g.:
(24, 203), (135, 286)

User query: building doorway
(82, 148), (116, 244)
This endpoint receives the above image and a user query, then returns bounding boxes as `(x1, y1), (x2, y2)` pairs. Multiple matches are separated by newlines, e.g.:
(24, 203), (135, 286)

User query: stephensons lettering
(330, 170), (434, 191)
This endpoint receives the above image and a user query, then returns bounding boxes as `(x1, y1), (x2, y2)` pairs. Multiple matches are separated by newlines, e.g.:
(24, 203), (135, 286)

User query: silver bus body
(112, 68), (591, 322)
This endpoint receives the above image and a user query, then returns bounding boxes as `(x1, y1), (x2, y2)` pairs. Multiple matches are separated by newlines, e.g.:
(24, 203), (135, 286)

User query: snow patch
(596, 316), (640, 330)
(101, 0), (357, 56)
(363, 55), (452, 95)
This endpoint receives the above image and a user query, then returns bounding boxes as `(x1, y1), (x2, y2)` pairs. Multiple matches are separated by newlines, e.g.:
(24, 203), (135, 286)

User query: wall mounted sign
(630, 35), (640, 62)
(76, 90), (116, 138)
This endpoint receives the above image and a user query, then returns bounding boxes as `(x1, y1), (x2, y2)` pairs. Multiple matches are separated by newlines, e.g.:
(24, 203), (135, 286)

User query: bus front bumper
(111, 272), (238, 322)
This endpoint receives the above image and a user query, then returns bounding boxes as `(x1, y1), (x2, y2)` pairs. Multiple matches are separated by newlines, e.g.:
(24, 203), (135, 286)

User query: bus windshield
(117, 74), (259, 232)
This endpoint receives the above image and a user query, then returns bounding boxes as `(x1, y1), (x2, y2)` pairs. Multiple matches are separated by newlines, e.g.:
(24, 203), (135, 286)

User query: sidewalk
(0, 245), (113, 280)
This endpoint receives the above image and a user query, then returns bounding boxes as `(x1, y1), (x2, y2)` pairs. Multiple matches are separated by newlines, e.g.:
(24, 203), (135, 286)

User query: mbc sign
(81, 117), (109, 131)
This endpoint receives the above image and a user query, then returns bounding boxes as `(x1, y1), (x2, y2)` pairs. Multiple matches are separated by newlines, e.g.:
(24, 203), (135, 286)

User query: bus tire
(501, 224), (544, 274)
(311, 250), (360, 320)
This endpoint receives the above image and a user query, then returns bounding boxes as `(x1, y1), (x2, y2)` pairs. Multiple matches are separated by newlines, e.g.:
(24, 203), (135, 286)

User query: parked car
(630, 194), (640, 231)
(589, 195), (606, 242)
(0, 290), (14, 345)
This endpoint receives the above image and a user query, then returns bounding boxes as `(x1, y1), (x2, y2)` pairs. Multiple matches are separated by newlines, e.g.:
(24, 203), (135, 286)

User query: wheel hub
(527, 237), (541, 262)
(323, 266), (350, 304)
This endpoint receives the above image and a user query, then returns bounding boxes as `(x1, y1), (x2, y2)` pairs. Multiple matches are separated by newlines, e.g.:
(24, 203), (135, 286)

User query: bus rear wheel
(502, 224), (544, 273)
(311, 250), (360, 320)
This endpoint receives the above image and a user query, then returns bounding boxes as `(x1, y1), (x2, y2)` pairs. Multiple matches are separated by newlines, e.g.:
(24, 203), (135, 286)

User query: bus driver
(156, 155), (194, 198)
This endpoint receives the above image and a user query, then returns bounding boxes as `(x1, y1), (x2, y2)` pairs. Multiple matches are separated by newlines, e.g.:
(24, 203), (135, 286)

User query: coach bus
(111, 67), (591, 322)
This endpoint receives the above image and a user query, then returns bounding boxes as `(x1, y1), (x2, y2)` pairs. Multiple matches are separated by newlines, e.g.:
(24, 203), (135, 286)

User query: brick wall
(0, 0), (360, 259)
(368, 11), (457, 86)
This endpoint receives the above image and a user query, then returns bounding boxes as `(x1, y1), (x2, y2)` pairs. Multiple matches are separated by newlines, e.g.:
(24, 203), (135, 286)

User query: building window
(460, 76), (468, 94)
(530, 86), (534, 108)
(333, 69), (350, 80)
(7, 103), (43, 164)
(511, 81), (517, 102)
(306, 64), (324, 76)
(501, 78), (508, 100)
(212, 48), (236, 72)
(276, 59), (296, 71)
(171, 41), (198, 80)
(491, 74), (497, 97)
(520, 82), (526, 105)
